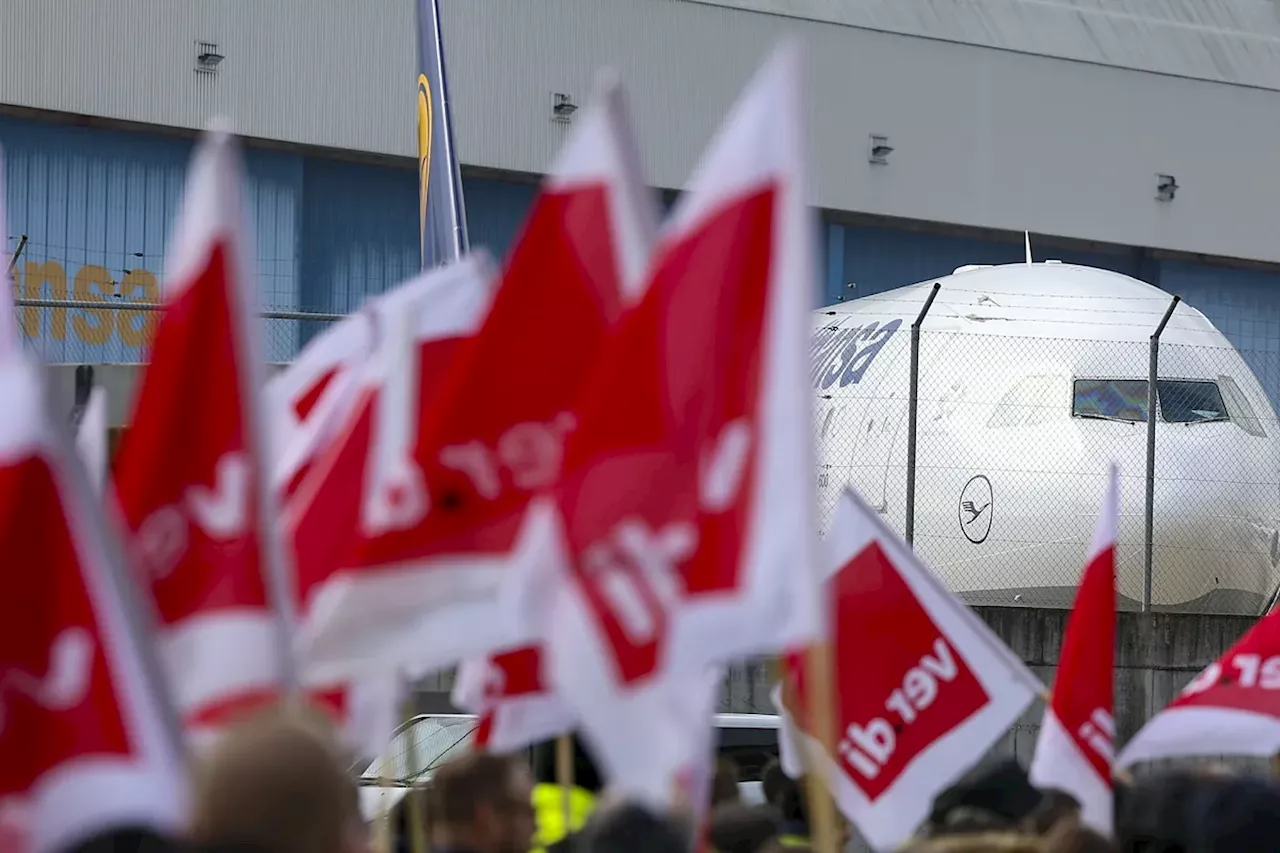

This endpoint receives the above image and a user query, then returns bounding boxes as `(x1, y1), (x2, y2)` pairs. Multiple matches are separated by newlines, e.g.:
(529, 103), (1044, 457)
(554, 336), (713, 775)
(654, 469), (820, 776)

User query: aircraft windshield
(1073, 379), (1148, 422)
(1159, 380), (1229, 423)
(1072, 379), (1230, 424)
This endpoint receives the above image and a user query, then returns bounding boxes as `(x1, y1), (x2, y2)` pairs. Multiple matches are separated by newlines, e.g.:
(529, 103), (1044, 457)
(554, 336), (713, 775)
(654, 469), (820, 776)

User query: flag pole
(404, 698), (428, 853)
(556, 733), (576, 835)
(801, 644), (842, 853)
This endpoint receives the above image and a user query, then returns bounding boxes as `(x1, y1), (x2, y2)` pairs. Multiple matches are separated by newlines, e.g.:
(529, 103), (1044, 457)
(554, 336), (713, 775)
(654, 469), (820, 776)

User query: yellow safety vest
(531, 783), (596, 853)
(778, 834), (811, 849)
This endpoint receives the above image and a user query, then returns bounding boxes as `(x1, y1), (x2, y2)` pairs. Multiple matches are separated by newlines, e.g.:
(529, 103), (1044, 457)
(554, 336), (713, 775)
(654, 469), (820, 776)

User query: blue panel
(0, 116), (302, 362)
(1159, 260), (1280, 408)
(298, 157), (419, 318)
(461, 175), (538, 264)
(831, 222), (1137, 306)
(295, 169), (535, 328)
(824, 220), (845, 305)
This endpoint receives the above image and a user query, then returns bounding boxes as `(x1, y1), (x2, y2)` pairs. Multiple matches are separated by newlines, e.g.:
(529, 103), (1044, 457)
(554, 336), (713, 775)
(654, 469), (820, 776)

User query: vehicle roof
(358, 712), (782, 786)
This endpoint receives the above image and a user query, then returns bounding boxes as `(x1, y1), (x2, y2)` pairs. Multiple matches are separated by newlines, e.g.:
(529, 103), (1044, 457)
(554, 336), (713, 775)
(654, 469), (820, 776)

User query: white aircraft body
(813, 261), (1280, 614)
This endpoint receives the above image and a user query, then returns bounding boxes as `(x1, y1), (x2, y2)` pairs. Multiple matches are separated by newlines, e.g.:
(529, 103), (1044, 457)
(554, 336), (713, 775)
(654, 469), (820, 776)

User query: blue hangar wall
(0, 114), (540, 364)
(5, 113), (1280, 389)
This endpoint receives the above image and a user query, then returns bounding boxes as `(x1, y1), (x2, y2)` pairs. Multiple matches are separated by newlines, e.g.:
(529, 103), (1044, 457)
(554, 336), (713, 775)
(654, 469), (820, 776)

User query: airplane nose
(1138, 473), (1280, 614)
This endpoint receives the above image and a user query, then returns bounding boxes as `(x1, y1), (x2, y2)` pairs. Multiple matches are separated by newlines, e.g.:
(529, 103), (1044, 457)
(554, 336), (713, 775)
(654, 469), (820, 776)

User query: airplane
(812, 260), (1280, 615)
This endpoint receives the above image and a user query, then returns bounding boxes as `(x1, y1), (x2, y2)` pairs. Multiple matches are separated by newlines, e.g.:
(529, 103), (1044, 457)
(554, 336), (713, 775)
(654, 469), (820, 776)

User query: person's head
(1023, 789), (1082, 836)
(761, 759), (787, 809)
(1041, 822), (1117, 853)
(578, 801), (688, 853)
(391, 789), (431, 853)
(532, 735), (604, 794)
(1115, 770), (1224, 852)
(899, 832), (1044, 852)
(775, 775), (807, 826)
(926, 760), (1045, 837)
(770, 777), (851, 848)
(712, 758), (742, 808)
(707, 802), (781, 853)
(1185, 774), (1280, 853)
(62, 828), (179, 853)
(431, 752), (537, 853)
(187, 705), (365, 853)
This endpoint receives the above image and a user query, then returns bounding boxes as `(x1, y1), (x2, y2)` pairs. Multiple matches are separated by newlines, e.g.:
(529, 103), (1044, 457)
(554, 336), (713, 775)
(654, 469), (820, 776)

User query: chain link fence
(7, 235), (341, 363)
(11, 296), (342, 364)
(16, 239), (1280, 619)
(815, 288), (1280, 618)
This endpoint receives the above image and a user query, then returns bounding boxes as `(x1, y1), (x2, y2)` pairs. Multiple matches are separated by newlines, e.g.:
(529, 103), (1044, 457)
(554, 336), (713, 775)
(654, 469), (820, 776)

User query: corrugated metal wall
(0, 115), (543, 362)
(0, 0), (415, 157)
(1162, 260), (1280, 408)
(295, 162), (538, 312)
(825, 221), (1142, 305)
(9, 0), (1280, 265)
(2, 114), (301, 362)
(7, 113), (1280, 383)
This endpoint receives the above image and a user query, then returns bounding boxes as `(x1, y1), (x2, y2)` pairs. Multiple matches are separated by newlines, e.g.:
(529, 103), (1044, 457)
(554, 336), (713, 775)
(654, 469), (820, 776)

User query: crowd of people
(58, 701), (1280, 853)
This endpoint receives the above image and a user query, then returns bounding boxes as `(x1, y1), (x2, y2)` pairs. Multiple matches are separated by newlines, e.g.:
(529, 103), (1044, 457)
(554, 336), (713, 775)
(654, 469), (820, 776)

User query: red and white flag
(1029, 467), (1117, 835)
(286, 254), (497, 681)
(267, 264), (491, 503)
(286, 255), (494, 692)
(453, 78), (661, 746)
(1118, 571), (1280, 764)
(456, 647), (575, 753)
(76, 385), (109, 495)
(273, 258), (493, 754)
(112, 125), (295, 738)
(775, 487), (1041, 852)
(0, 353), (187, 853)
(532, 41), (821, 801)
(290, 75), (657, 682)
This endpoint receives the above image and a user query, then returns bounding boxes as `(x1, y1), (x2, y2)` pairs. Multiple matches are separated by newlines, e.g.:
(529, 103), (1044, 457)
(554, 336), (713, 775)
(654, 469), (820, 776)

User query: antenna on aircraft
(1024, 231), (1033, 265)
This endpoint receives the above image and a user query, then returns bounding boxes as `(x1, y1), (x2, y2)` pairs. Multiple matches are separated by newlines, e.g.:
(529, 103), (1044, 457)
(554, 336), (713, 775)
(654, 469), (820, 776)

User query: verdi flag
(417, 0), (469, 269)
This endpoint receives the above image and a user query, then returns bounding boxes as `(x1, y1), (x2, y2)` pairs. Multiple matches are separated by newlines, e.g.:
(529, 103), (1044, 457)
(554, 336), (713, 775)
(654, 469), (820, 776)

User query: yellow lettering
(73, 265), (114, 346)
(23, 261), (67, 340)
(117, 269), (159, 348)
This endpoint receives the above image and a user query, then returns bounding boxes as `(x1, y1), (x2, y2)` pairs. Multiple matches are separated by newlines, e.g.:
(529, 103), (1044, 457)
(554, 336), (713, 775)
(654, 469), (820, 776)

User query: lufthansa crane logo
(958, 475), (993, 544)
(417, 73), (434, 255)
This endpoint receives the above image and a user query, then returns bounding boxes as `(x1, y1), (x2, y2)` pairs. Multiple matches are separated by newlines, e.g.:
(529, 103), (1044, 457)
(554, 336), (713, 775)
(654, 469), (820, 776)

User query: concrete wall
(720, 608), (1257, 762)
(415, 607), (1257, 764)
(7, 0), (1280, 263)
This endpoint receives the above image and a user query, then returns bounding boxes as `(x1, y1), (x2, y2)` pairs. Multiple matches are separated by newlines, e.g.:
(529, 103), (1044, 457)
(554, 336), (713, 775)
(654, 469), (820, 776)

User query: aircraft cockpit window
(1072, 378), (1232, 424)
(1217, 375), (1267, 438)
(987, 376), (1065, 428)
(1157, 380), (1229, 424)
(1072, 379), (1148, 423)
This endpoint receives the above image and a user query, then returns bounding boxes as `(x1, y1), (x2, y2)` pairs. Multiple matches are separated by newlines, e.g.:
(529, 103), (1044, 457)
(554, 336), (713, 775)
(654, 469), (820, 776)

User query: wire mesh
(6, 233), (341, 362)
(18, 233), (1280, 620)
(814, 306), (1280, 618)
(11, 295), (341, 364)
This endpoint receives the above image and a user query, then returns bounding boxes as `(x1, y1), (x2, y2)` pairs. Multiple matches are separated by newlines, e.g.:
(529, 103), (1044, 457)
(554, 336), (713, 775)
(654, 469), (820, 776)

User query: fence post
(905, 282), (942, 548)
(1144, 295), (1180, 611)
(7, 235), (27, 271)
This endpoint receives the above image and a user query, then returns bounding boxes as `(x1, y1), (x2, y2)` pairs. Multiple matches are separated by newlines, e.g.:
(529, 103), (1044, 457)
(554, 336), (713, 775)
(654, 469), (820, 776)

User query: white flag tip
(203, 115), (237, 139)
(590, 67), (625, 100)
(759, 35), (806, 80)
